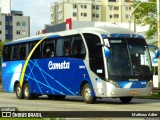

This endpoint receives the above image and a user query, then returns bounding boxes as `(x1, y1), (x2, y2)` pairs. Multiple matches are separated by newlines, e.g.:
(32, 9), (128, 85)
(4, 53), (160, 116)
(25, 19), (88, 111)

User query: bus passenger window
(64, 45), (70, 56)
(63, 40), (71, 57)
(56, 38), (64, 57)
(71, 35), (86, 59)
(12, 46), (19, 60)
(20, 47), (26, 59)
(30, 42), (42, 59)
(3, 46), (11, 61)
(43, 39), (55, 58)
(19, 44), (28, 60)
(73, 45), (81, 58)
(45, 45), (54, 57)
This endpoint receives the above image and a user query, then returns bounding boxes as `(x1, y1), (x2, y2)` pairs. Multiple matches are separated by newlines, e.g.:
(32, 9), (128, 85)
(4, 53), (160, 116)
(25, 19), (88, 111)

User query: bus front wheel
(82, 83), (96, 104)
(119, 97), (132, 103)
(15, 83), (23, 99)
(23, 83), (34, 100)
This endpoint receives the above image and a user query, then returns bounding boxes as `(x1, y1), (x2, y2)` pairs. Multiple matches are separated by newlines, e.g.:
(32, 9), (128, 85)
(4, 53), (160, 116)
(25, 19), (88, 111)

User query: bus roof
(4, 26), (143, 45)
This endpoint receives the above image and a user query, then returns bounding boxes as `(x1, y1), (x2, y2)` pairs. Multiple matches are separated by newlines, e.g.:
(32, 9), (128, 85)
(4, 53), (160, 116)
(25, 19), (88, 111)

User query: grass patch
(0, 89), (4, 93)
(0, 83), (3, 92)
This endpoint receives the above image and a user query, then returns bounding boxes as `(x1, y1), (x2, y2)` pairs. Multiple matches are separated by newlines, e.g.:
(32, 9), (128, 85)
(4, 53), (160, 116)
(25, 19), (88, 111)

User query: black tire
(15, 83), (24, 99)
(33, 94), (39, 99)
(23, 83), (34, 100)
(47, 95), (53, 99)
(82, 83), (96, 104)
(47, 95), (66, 100)
(53, 95), (66, 100)
(119, 97), (133, 103)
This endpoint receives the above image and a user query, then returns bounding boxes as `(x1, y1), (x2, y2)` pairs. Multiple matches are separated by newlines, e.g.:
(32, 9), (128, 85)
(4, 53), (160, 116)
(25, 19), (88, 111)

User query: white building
(50, 0), (102, 25)
(101, 0), (133, 23)
(0, 0), (11, 14)
(50, 0), (133, 26)
(0, 9), (5, 41)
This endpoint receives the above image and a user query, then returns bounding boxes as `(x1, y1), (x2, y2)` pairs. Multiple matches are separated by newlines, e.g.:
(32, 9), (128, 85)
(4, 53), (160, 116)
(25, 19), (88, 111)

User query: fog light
(111, 92), (116, 95)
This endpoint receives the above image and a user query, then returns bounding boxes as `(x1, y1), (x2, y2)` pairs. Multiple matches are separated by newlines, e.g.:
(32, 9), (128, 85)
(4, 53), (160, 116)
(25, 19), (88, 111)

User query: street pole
(157, 0), (160, 88)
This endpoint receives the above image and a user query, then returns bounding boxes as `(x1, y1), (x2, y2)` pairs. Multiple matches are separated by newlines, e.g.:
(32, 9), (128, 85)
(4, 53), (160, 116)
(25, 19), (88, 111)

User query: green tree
(132, 0), (157, 39)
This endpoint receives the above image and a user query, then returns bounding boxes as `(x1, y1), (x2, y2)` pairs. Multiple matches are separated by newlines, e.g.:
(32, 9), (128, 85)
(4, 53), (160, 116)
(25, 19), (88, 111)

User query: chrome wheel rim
(24, 86), (29, 97)
(84, 88), (91, 100)
(16, 86), (21, 96)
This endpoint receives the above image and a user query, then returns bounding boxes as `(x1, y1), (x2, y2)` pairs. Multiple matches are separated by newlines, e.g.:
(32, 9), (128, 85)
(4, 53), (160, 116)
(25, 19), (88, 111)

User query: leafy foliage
(132, 0), (157, 39)
(0, 40), (10, 58)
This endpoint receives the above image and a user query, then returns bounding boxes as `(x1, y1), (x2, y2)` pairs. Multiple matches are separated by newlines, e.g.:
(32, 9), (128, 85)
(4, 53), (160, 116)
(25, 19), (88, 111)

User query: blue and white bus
(2, 27), (153, 104)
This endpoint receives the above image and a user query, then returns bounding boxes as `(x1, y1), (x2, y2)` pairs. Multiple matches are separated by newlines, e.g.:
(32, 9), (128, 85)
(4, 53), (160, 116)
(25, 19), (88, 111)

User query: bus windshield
(107, 38), (152, 79)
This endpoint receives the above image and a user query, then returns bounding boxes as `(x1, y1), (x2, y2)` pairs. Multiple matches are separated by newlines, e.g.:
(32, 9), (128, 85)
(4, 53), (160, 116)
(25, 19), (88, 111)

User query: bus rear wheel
(119, 97), (132, 103)
(15, 83), (23, 99)
(23, 83), (34, 100)
(82, 83), (96, 104)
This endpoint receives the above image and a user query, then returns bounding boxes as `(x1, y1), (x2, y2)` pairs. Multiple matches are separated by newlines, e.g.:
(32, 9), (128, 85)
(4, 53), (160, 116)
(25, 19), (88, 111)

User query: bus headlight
(109, 80), (120, 88)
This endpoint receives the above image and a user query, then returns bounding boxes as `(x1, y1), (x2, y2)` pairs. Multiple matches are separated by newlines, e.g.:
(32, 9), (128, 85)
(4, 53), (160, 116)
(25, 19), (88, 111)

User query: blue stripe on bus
(27, 60), (43, 94)
(34, 59), (55, 94)
(118, 81), (148, 88)
(24, 74), (62, 94)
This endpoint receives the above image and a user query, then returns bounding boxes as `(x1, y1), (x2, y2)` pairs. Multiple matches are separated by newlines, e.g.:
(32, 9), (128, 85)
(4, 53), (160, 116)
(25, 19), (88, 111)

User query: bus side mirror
(104, 46), (110, 58)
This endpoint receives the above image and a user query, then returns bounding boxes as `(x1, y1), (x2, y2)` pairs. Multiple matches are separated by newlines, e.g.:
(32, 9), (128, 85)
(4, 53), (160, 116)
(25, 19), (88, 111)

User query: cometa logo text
(48, 61), (70, 70)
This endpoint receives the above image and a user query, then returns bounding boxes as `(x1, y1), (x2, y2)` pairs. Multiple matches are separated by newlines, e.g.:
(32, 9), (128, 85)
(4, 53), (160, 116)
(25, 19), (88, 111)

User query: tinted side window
(11, 45), (19, 60)
(43, 39), (55, 58)
(56, 37), (72, 57)
(19, 43), (28, 60)
(55, 34), (86, 59)
(2, 45), (11, 61)
(30, 42), (41, 59)
(71, 35), (86, 59)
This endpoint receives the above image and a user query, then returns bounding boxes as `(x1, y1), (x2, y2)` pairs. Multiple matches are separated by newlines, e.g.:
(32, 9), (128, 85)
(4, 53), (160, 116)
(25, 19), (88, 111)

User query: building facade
(50, 0), (102, 26)
(101, 0), (133, 23)
(0, 9), (5, 41)
(50, 0), (133, 26)
(11, 11), (30, 40)
(0, 10), (30, 41)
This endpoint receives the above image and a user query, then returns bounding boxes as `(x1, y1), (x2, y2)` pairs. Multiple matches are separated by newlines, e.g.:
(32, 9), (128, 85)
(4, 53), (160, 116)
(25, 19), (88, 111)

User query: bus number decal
(48, 61), (70, 70)
(79, 65), (85, 69)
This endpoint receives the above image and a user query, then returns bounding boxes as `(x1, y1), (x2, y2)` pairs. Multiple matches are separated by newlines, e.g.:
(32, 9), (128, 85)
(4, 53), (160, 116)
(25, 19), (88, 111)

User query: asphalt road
(0, 93), (160, 119)
(0, 93), (160, 111)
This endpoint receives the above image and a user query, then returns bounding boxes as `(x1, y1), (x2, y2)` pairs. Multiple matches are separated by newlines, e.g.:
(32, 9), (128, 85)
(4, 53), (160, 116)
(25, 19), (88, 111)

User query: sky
(11, 0), (149, 37)
(11, 0), (58, 36)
